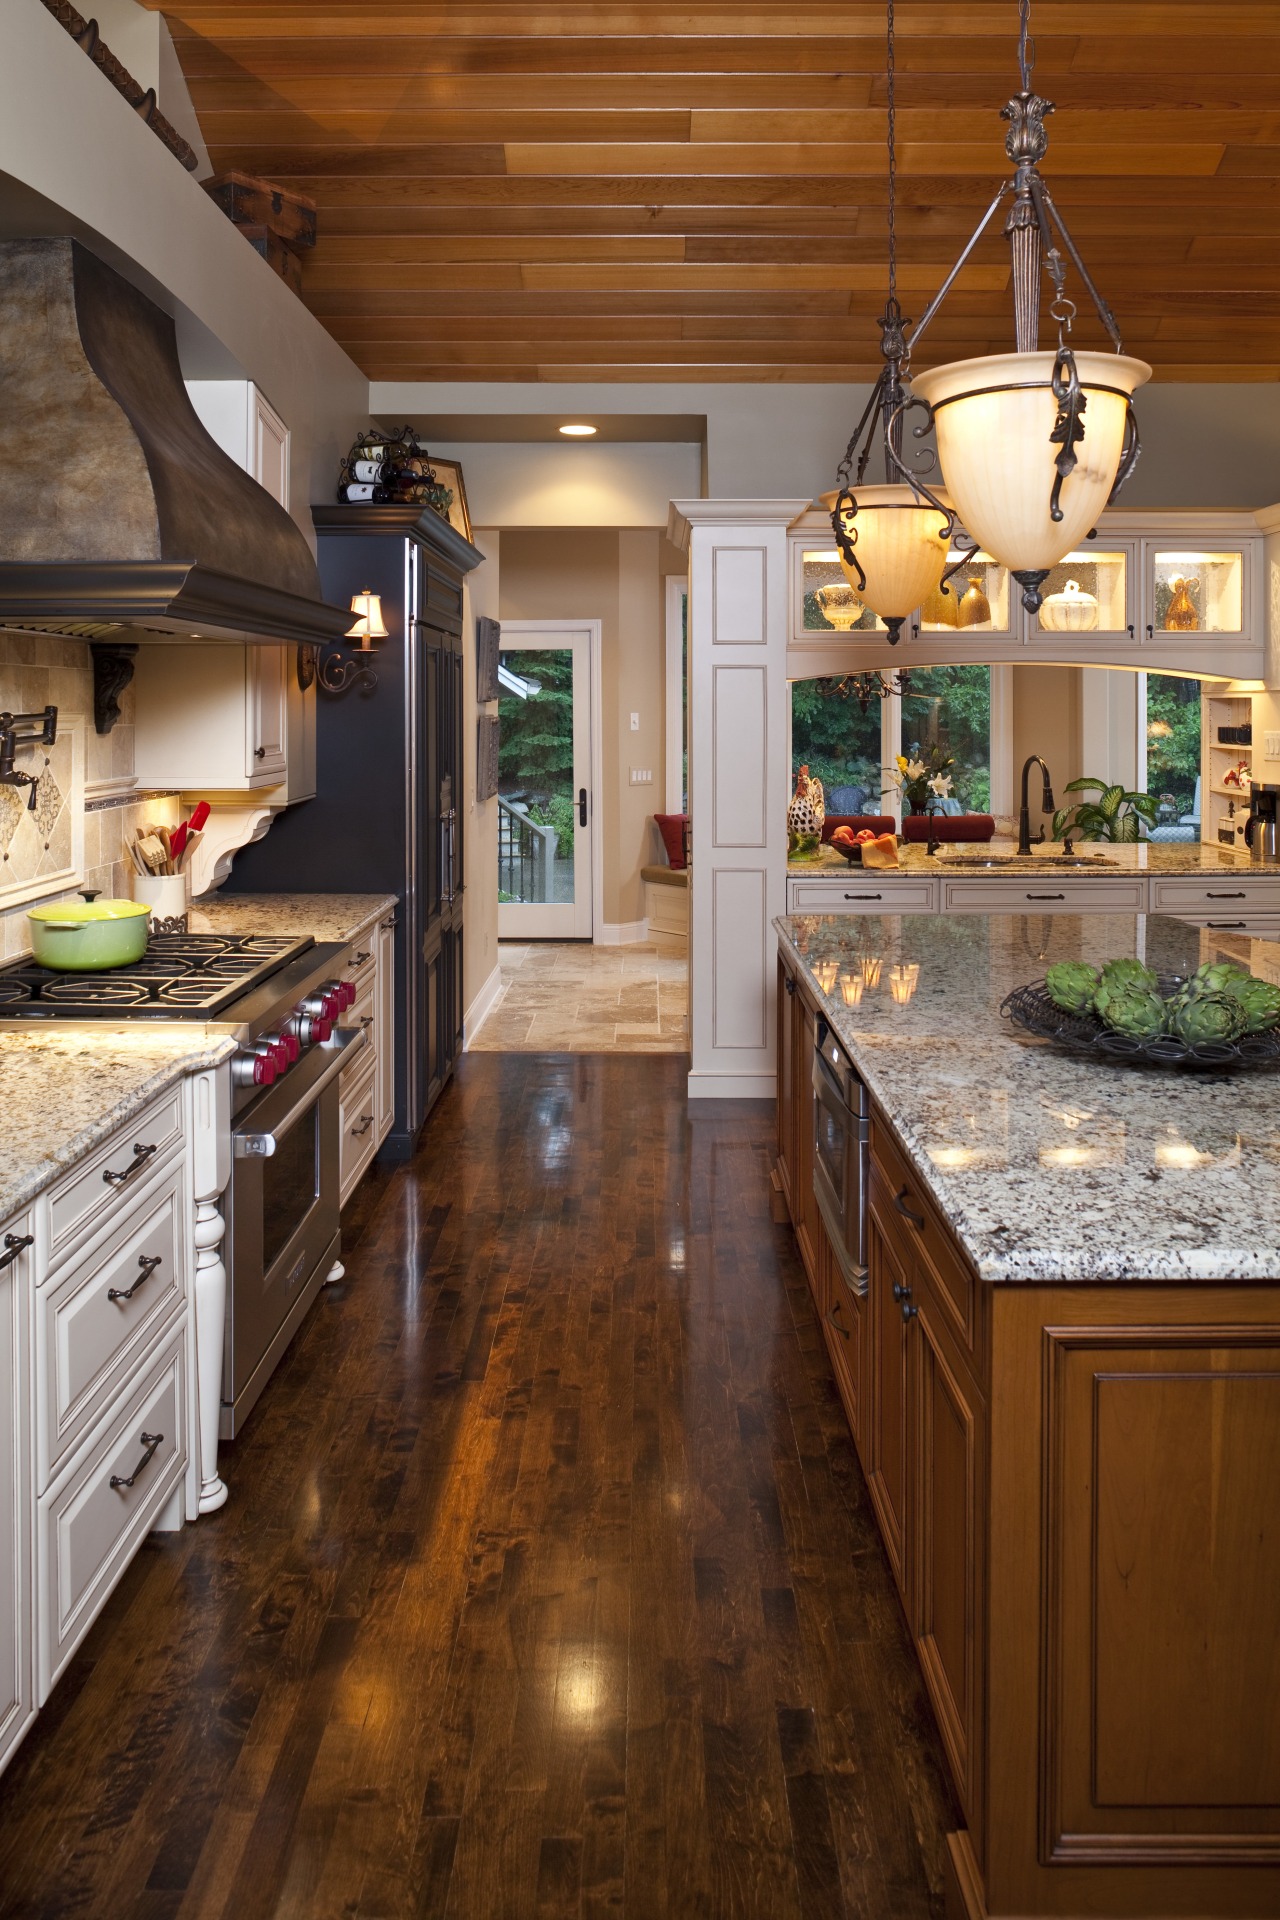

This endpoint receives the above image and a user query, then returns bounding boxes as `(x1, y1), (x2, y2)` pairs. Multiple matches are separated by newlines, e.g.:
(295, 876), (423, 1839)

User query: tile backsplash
(0, 633), (179, 960)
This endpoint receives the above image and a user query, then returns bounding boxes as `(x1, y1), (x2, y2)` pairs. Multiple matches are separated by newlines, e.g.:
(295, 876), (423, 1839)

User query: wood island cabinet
(776, 944), (1280, 1920)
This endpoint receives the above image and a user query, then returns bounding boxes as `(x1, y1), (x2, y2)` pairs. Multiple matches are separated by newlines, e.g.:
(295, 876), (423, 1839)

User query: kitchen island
(775, 910), (1280, 1920)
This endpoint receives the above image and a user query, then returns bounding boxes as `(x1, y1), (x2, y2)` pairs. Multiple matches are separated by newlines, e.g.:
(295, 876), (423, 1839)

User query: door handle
(0, 1233), (33, 1271)
(894, 1186), (926, 1229)
(1024, 892), (1065, 901)
(578, 787), (588, 828)
(108, 1253), (162, 1303)
(111, 1431), (163, 1491)
(1206, 891), (1246, 900)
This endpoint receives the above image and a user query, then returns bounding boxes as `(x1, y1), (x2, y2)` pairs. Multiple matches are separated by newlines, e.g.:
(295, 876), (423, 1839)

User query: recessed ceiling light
(558, 423), (597, 437)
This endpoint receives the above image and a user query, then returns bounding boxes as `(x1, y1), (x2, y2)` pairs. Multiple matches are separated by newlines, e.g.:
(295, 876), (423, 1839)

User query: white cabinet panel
(45, 1089), (183, 1272)
(247, 648), (287, 782)
(788, 876), (939, 914)
(941, 877), (1146, 914)
(1149, 876), (1280, 916)
(711, 867), (768, 1050)
(38, 1330), (188, 1701)
(338, 1053), (379, 1206)
(376, 914), (396, 1147)
(712, 665), (768, 847)
(712, 545), (767, 644)
(0, 1218), (33, 1777)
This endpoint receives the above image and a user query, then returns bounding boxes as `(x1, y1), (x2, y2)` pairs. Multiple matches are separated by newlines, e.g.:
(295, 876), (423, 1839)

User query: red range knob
(282, 1030), (301, 1063)
(314, 1016), (334, 1043)
(266, 1038), (290, 1074)
(338, 981), (357, 1011)
(253, 1053), (277, 1086)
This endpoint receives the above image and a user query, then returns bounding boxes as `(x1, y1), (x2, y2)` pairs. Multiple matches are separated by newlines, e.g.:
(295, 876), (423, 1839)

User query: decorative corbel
(90, 642), (138, 734)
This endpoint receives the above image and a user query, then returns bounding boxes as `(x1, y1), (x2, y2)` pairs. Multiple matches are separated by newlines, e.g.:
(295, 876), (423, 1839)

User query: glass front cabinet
(789, 510), (1265, 680)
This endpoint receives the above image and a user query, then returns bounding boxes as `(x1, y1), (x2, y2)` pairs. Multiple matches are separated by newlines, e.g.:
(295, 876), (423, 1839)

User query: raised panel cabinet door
(375, 914), (396, 1146)
(422, 928), (445, 1120)
(912, 1292), (986, 1835)
(823, 1257), (863, 1448)
(776, 959), (798, 1210)
(0, 1220), (33, 1777)
(793, 999), (821, 1299)
(246, 648), (287, 782)
(865, 1204), (913, 1607)
(251, 389), (290, 509)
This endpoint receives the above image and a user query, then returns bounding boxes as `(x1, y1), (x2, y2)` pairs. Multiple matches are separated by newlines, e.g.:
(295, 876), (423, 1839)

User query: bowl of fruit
(829, 826), (880, 865)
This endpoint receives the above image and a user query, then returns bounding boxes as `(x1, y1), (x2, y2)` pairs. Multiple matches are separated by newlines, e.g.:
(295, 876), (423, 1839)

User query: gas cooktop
(0, 932), (313, 1019)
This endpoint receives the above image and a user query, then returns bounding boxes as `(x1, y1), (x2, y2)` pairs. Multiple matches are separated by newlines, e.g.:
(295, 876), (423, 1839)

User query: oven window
(815, 1101), (846, 1213)
(262, 1105), (320, 1271)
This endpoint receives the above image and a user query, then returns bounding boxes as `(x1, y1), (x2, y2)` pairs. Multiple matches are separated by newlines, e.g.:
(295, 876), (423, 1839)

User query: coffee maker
(1245, 783), (1280, 861)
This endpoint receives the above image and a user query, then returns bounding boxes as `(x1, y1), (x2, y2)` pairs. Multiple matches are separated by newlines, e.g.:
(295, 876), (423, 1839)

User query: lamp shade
(818, 484), (951, 621)
(346, 589), (389, 647)
(911, 351), (1151, 574)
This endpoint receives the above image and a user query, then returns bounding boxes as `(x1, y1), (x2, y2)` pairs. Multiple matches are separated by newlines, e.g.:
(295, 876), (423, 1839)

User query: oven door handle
(233, 1028), (367, 1158)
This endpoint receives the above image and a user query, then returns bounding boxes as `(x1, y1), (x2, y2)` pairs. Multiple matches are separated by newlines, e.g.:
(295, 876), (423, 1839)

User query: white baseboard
(463, 964), (504, 1047)
(595, 918), (650, 946)
(687, 1069), (777, 1100)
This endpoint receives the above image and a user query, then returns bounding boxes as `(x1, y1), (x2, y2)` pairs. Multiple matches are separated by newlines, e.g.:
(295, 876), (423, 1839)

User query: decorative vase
(1038, 577), (1100, 633)
(956, 572), (992, 628)
(1165, 575), (1201, 632)
(815, 581), (865, 631)
(919, 580), (960, 628)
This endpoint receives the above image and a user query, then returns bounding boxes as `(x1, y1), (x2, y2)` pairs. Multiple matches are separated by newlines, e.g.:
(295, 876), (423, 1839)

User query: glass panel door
(1150, 549), (1244, 636)
(1030, 547), (1131, 640)
(497, 628), (593, 940)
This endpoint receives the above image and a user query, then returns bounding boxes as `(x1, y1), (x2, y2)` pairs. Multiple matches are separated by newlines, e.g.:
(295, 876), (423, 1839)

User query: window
(1144, 673), (1201, 826)
(899, 666), (992, 812)
(790, 680), (885, 815)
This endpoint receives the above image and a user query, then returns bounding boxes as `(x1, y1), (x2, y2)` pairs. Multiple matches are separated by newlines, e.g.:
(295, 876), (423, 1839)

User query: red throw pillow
(654, 813), (689, 869)
(901, 813), (996, 843)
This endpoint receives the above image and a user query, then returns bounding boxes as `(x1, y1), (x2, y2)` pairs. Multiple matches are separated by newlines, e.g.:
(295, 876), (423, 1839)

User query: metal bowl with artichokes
(1002, 957), (1280, 1070)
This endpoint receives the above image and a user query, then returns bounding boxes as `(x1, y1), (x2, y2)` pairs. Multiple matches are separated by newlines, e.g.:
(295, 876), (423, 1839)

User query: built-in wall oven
(812, 1015), (870, 1294)
(225, 1023), (364, 1437)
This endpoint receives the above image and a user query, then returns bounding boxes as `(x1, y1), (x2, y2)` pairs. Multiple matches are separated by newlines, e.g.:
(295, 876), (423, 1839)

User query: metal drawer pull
(785, 975), (796, 996)
(108, 1253), (162, 1303)
(844, 891), (883, 901)
(826, 1299), (850, 1340)
(1206, 891), (1246, 900)
(1207, 920), (1247, 929)
(0, 1232), (33, 1271)
(103, 1142), (158, 1188)
(381, 915), (396, 930)
(349, 950), (371, 967)
(1025, 891), (1065, 901)
(110, 1431), (163, 1491)
(351, 1114), (374, 1137)
(358, 1015), (374, 1031)
(894, 1186), (926, 1229)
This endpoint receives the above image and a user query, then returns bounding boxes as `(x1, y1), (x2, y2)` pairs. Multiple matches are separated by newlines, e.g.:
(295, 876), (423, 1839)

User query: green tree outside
(1145, 673), (1201, 817)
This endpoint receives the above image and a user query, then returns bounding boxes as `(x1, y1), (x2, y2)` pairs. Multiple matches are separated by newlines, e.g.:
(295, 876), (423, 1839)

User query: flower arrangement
(885, 745), (954, 814)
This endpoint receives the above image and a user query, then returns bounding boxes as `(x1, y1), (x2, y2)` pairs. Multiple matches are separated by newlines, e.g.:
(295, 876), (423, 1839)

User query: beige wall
(1011, 666), (1084, 809)
(498, 529), (665, 929)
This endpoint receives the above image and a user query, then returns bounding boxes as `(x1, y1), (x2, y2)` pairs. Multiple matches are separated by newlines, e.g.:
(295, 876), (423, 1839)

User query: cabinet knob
(900, 1300), (918, 1323)
(785, 975), (796, 996)
(892, 1280), (911, 1304)
(255, 745), (267, 760)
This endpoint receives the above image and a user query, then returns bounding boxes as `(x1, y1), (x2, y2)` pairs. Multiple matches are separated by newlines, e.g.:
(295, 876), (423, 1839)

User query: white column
(669, 498), (811, 1099)
(185, 1064), (231, 1516)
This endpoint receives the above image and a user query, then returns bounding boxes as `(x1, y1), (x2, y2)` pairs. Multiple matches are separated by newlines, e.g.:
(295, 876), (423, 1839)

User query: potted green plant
(1052, 778), (1159, 843)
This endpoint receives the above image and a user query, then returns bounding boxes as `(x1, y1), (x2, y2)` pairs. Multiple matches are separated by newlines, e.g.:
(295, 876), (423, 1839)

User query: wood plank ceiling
(146, 2), (1280, 383)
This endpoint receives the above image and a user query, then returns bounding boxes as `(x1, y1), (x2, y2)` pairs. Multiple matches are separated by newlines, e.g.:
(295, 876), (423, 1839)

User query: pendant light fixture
(820, 0), (955, 648)
(908, 0), (1151, 613)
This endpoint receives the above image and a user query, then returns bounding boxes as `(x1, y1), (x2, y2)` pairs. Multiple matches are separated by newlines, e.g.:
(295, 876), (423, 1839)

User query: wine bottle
(350, 458), (387, 484)
(338, 481), (390, 503)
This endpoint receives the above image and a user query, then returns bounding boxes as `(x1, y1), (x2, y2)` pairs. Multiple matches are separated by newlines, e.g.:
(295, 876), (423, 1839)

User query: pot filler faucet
(0, 707), (58, 810)
(1017, 754), (1055, 856)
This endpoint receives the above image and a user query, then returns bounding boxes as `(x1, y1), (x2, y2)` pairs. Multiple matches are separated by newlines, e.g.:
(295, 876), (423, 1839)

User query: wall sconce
(317, 589), (387, 693)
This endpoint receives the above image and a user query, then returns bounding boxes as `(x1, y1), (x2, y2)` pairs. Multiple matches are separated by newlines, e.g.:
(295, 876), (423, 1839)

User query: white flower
(905, 758), (926, 780)
(927, 773), (953, 797)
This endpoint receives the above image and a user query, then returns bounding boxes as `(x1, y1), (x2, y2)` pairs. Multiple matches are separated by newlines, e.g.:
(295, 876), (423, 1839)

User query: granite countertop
(787, 838), (1279, 878)
(0, 1028), (236, 1222)
(190, 892), (398, 944)
(777, 908), (1280, 1284)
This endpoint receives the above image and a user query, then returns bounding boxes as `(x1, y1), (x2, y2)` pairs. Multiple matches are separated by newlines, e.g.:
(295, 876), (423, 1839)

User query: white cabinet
(375, 913), (396, 1145)
(788, 875), (939, 914)
(0, 1216), (33, 1777)
(133, 646), (289, 791)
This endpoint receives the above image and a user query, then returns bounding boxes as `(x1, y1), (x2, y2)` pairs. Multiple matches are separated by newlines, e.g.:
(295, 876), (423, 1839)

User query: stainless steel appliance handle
(234, 1028), (367, 1159)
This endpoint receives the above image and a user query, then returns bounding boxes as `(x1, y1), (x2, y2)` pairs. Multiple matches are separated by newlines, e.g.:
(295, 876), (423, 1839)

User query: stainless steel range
(0, 931), (366, 1436)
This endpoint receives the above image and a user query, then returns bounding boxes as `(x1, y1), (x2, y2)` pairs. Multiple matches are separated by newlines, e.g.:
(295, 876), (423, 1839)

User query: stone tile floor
(467, 940), (689, 1052)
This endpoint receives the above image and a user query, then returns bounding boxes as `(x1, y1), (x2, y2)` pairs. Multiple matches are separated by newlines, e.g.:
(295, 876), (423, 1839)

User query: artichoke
(1166, 990), (1247, 1046)
(1221, 973), (1280, 1033)
(1194, 960), (1250, 993)
(1094, 981), (1169, 1040)
(1098, 957), (1159, 994)
(1044, 961), (1099, 1013)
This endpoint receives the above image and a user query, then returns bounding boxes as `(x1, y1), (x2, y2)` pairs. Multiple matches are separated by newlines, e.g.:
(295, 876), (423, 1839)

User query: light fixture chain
(1018, 0), (1034, 90)
(886, 0), (897, 306)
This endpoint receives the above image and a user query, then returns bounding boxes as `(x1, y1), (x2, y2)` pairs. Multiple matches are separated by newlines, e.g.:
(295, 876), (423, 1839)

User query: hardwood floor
(0, 1055), (957, 1919)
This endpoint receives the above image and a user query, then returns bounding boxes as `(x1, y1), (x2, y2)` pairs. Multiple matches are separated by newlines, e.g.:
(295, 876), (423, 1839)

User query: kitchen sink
(937, 854), (1120, 868)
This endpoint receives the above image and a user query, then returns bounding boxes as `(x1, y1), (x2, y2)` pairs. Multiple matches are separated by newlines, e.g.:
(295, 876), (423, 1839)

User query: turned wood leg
(193, 1194), (229, 1513)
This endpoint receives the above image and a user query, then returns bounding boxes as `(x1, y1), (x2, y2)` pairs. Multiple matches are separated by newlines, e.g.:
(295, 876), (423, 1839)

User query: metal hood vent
(0, 238), (351, 647)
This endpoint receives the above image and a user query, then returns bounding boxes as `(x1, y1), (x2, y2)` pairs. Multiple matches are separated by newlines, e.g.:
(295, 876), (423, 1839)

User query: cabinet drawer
(870, 1118), (985, 1362)
(38, 1171), (186, 1487)
(339, 1053), (379, 1205)
(789, 876), (939, 914)
(941, 877), (1146, 914)
(45, 1089), (184, 1272)
(38, 1330), (187, 1700)
(342, 938), (377, 999)
(1149, 876), (1280, 916)
(342, 986), (377, 1087)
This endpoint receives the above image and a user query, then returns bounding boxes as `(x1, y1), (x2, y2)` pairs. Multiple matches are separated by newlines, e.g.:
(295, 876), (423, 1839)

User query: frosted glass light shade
(818, 483), (950, 620)
(910, 351), (1150, 574)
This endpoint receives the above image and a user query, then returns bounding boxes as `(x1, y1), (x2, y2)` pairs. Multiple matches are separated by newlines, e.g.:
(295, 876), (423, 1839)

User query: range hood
(0, 238), (351, 647)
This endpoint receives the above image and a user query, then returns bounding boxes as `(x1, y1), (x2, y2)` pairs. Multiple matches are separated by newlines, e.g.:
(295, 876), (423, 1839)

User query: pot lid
(28, 897), (149, 922)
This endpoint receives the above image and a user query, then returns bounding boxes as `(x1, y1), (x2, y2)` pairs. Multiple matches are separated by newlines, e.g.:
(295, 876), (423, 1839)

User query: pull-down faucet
(1017, 755), (1055, 856)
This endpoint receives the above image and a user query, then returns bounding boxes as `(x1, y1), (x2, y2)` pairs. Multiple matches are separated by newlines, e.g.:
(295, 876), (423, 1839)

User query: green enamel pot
(27, 892), (150, 971)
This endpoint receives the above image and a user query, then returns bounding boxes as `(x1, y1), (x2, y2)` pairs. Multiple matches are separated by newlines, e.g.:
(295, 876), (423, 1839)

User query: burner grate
(0, 930), (314, 1020)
